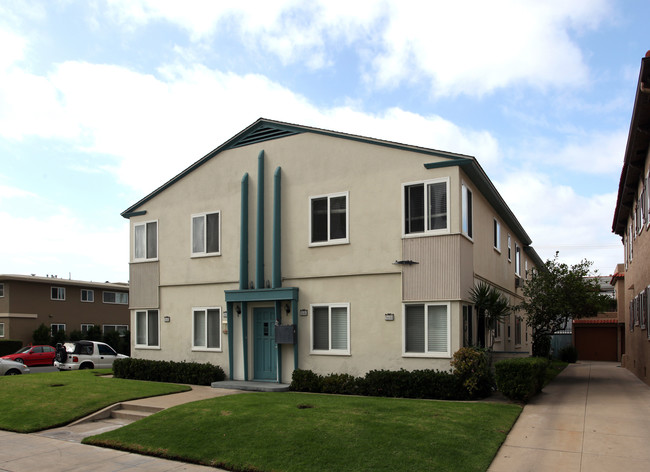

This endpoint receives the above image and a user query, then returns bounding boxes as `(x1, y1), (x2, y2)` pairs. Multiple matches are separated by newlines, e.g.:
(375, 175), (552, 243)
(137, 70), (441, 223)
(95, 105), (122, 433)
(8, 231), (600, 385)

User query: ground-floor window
(51, 323), (66, 336)
(135, 309), (160, 348)
(81, 324), (94, 334)
(462, 305), (473, 347)
(514, 316), (522, 346)
(192, 307), (221, 351)
(0, 322), (4, 337)
(310, 303), (350, 355)
(404, 302), (450, 357)
(103, 324), (128, 335)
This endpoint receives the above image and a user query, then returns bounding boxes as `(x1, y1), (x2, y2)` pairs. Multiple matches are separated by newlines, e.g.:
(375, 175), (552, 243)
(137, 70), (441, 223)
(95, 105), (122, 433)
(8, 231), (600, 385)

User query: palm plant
(469, 281), (512, 350)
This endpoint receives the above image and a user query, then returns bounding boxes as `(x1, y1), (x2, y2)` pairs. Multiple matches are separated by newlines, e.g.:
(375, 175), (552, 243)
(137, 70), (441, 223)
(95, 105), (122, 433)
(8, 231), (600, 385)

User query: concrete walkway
(489, 361), (650, 472)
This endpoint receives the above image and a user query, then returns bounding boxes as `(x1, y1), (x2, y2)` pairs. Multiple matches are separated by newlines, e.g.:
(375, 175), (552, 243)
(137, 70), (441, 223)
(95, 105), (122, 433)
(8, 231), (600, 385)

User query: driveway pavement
(489, 361), (650, 472)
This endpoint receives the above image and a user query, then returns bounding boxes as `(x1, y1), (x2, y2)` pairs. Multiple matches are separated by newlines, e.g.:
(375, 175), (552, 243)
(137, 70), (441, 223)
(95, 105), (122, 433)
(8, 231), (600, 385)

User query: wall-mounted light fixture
(384, 313), (395, 321)
(236, 305), (242, 315)
(299, 309), (308, 317)
(284, 303), (290, 314)
(164, 316), (171, 323)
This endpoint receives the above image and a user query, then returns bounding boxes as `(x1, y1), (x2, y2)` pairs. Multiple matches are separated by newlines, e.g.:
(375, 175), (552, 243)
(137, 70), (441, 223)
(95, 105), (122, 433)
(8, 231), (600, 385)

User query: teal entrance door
(253, 308), (277, 380)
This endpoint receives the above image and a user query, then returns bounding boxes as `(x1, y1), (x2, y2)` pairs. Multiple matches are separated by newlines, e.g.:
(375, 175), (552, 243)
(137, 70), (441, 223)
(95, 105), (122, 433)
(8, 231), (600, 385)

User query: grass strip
(86, 392), (521, 472)
(0, 370), (190, 432)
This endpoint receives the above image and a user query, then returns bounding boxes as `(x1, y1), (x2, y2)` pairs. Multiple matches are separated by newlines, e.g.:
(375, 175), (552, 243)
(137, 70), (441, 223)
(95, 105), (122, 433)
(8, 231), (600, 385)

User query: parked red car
(1, 345), (56, 366)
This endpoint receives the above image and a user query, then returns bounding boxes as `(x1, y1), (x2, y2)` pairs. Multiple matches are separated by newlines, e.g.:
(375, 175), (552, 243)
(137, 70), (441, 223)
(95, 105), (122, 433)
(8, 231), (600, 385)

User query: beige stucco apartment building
(0, 274), (129, 346)
(613, 51), (650, 386)
(122, 119), (542, 384)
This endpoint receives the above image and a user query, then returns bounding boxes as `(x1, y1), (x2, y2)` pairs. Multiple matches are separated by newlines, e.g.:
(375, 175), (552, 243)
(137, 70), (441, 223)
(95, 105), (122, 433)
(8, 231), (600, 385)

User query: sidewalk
(489, 361), (650, 472)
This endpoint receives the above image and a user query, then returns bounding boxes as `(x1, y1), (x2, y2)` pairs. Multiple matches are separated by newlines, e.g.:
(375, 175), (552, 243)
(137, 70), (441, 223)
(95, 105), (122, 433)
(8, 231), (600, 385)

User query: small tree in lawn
(33, 323), (50, 345)
(518, 254), (609, 357)
(469, 281), (512, 350)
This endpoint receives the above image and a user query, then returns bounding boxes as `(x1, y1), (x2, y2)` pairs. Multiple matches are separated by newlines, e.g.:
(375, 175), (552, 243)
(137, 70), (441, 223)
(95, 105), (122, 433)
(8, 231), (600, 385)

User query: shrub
(290, 368), (471, 400)
(559, 345), (578, 363)
(532, 335), (551, 358)
(113, 358), (225, 385)
(0, 340), (23, 356)
(495, 357), (548, 402)
(450, 347), (493, 399)
(32, 323), (50, 345)
(290, 369), (322, 392)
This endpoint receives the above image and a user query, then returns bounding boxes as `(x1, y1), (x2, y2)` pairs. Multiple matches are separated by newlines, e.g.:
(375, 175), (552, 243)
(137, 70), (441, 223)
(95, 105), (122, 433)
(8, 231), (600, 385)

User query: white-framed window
(525, 260), (529, 279)
(51, 287), (65, 300)
(134, 220), (158, 261)
(515, 243), (521, 276)
(0, 283), (4, 297)
(646, 286), (650, 340)
(192, 211), (221, 256)
(403, 178), (449, 236)
(51, 324), (66, 336)
(192, 307), (222, 351)
(309, 192), (349, 246)
(310, 303), (350, 355)
(103, 291), (129, 304)
(81, 289), (94, 302)
(514, 316), (522, 346)
(462, 183), (473, 239)
(493, 219), (501, 251)
(646, 172), (650, 229)
(403, 302), (450, 357)
(641, 290), (647, 330)
(507, 234), (512, 261)
(103, 324), (128, 335)
(0, 323), (4, 337)
(494, 320), (502, 340)
(81, 324), (94, 334)
(135, 309), (160, 348)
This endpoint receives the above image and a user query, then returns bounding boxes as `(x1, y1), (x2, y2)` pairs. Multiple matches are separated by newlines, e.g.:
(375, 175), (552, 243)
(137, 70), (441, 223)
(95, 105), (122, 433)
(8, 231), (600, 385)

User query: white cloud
(0, 183), (36, 201)
(102, 0), (611, 97)
(0, 209), (129, 282)
(496, 172), (622, 275)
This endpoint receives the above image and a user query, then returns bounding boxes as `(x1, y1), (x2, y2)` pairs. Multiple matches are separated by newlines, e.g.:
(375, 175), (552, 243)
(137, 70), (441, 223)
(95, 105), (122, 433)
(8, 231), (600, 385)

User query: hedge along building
(122, 119), (542, 384)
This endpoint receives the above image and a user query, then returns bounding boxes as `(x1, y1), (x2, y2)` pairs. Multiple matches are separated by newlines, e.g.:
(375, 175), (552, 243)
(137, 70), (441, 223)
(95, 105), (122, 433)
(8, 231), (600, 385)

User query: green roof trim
(424, 158), (474, 169)
(121, 118), (471, 218)
(122, 210), (147, 218)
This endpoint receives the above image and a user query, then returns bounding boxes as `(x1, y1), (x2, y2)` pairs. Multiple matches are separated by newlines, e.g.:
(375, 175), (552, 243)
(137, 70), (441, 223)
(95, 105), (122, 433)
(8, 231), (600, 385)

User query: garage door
(574, 325), (617, 361)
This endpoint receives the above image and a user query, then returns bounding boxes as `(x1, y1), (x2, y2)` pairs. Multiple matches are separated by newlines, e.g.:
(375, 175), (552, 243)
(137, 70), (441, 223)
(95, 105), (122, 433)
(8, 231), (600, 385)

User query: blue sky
(1, 0), (648, 282)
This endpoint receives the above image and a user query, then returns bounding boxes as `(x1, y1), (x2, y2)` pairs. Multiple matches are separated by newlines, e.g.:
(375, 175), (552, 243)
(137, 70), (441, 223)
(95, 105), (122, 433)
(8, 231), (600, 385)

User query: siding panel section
(129, 262), (160, 309)
(402, 235), (462, 301)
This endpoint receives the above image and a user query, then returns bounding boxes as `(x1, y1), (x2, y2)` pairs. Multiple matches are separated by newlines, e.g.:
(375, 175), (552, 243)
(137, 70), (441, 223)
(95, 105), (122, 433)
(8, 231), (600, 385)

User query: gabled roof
(613, 53), (650, 236)
(121, 118), (543, 266)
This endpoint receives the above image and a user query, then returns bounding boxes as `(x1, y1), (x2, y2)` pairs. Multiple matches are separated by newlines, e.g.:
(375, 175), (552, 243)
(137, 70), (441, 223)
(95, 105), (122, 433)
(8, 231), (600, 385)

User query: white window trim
(309, 303), (350, 355)
(402, 302), (451, 358)
(51, 286), (66, 301)
(308, 191), (350, 247)
(515, 243), (521, 276)
(81, 289), (94, 303)
(191, 211), (222, 257)
(514, 316), (522, 347)
(402, 178), (450, 238)
(507, 234), (512, 262)
(135, 309), (161, 349)
(81, 324), (94, 333)
(0, 322), (4, 337)
(103, 291), (129, 305)
(462, 182), (473, 240)
(103, 324), (128, 335)
(51, 323), (66, 335)
(0, 283), (4, 297)
(192, 306), (223, 352)
(493, 218), (501, 252)
(133, 220), (159, 262)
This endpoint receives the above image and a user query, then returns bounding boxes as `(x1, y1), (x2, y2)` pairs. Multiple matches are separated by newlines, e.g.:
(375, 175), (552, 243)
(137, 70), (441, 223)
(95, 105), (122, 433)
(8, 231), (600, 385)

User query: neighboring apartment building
(613, 50), (650, 386)
(122, 119), (542, 384)
(0, 274), (130, 346)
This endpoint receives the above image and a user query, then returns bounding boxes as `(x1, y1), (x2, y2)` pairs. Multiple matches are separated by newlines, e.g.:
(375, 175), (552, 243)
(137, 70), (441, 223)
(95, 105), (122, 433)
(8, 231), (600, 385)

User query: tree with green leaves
(518, 255), (609, 357)
(469, 281), (512, 350)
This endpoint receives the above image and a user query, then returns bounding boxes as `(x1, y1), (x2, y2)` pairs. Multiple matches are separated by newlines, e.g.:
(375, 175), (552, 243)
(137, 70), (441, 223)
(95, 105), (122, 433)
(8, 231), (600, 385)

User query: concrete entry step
(111, 404), (162, 421)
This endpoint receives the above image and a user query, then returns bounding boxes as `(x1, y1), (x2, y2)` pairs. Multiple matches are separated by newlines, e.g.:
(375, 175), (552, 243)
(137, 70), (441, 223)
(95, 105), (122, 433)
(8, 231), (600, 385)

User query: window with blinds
(311, 304), (350, 354)
(134, 220), (158, 261)
(192, 212), (220, 256)
(310, 192), (349, 246)
(135, 309), (159, 348)
(404, 303), (449, 357)
(193, 307), (221, 350)
(403, 178), (448, 236)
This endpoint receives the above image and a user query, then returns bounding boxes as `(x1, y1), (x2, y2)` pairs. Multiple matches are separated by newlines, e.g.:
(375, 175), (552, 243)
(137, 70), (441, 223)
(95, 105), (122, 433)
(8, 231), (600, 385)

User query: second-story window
(515, 243), (521, 276)
(493, 219), (501, 251)
(103, 291), (129, 304)
(134, 221), (158, 261)
(462, 183), (473, 239)
(192, 212), (221, 256)
(310, 192), (349, 246)
(403, 178), (448, 236)
(81, 289), (94, 302)
(51, 287), (65, 300)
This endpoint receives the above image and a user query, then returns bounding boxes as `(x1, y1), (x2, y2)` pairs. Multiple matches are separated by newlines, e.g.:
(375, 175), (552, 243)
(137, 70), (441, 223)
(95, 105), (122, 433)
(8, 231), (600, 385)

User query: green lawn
(85, 392), (522, 472)
(0, 370), (190, 432)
